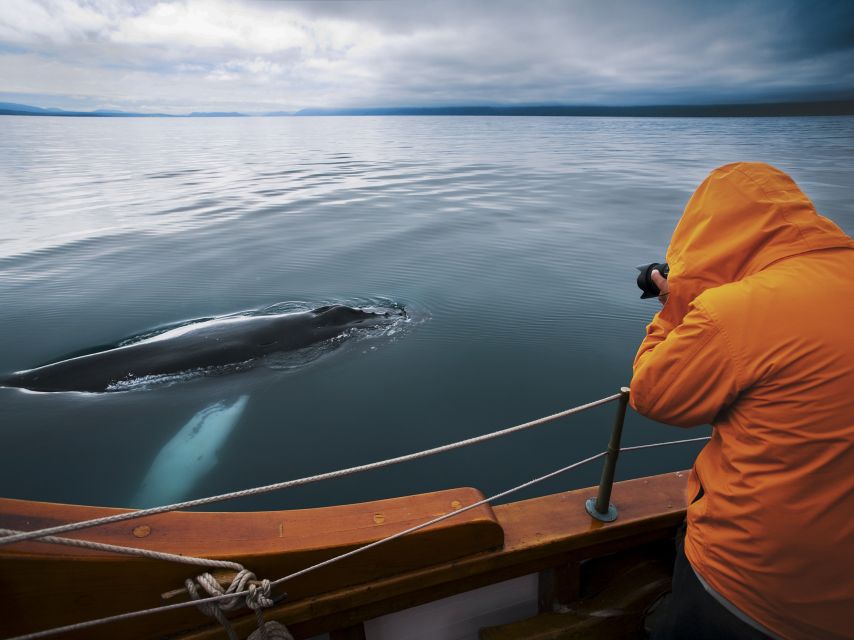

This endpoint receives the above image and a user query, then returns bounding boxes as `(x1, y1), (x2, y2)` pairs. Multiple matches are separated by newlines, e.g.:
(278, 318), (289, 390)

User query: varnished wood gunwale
(179, 471), (689, 640)
(0, 487), (503, 640)
(0, 471), (688, 640)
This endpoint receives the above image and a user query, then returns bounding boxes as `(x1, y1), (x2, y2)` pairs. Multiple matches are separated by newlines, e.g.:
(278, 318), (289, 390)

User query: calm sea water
(1, 116), (852, 511)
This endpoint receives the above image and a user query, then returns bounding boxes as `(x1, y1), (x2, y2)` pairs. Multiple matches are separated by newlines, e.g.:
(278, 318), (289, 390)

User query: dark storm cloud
(0, 0), (852, 112)
(775, 1), (854, 58)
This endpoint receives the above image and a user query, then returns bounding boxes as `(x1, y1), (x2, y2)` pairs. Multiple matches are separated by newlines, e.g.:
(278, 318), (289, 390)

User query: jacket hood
(663, 162), (853, 319)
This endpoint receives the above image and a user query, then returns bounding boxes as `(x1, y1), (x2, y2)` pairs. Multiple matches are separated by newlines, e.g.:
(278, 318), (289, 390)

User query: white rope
(0, 393), (624, 547)
(184, 569), (275, 640)
(3, 434), (710, 640)
(182, 569), (293, 640)
(0, 528), (243, 571)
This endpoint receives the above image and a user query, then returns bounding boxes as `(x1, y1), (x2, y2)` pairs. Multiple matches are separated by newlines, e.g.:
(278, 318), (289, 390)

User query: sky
(1, 0), (853, 114)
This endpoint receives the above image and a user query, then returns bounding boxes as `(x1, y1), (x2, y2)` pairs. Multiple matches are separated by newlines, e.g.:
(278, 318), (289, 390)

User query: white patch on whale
(130, 395), (249, 508)
(130, 315), (291, 345)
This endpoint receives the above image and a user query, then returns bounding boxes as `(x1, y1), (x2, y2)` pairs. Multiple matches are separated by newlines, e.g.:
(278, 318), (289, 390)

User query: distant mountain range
(0, 102), (249, 117)
(2, 100), (853, 118)
(295, 101), (854, 117)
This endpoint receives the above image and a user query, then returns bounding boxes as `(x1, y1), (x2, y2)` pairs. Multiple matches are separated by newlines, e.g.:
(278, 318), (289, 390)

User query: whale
(2, 305), (401, 393)
(130, 395), (249, 508)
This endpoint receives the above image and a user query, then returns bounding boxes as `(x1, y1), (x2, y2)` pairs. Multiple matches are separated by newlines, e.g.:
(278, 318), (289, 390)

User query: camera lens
(636, 262), (669, 299)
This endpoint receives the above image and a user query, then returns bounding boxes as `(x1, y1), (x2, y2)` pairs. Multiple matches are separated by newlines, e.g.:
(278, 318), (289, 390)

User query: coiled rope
(184, 570), (292, 640)
(3, 434), (710, 640)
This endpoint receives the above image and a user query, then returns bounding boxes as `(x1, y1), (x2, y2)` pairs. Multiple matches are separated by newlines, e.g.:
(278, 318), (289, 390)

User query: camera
(636, 262), (669, 299)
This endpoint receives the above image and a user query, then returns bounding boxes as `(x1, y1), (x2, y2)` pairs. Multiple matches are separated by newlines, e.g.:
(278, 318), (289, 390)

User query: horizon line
(2, 98), (854, 118)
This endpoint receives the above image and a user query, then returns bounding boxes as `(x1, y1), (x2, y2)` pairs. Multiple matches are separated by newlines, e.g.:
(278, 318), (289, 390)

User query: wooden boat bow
(0, 472), (688, 639)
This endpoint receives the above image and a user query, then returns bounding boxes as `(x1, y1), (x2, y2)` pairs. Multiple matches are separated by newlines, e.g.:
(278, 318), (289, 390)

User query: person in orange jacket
(631, 163), (854, 640)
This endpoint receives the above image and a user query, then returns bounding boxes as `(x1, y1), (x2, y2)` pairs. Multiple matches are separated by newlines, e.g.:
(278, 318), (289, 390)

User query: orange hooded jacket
(630, 163), (854, 640)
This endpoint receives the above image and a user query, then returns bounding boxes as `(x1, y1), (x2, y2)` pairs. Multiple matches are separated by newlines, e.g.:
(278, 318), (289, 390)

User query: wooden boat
(0, 470), (688, 640)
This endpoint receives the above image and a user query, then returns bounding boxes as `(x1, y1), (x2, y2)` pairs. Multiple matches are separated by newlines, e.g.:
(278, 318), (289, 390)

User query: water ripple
(1, 115), (852, 508)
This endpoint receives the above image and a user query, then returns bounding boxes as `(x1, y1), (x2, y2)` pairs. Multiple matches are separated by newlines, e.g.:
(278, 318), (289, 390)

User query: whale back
(1, 305), (398, 392)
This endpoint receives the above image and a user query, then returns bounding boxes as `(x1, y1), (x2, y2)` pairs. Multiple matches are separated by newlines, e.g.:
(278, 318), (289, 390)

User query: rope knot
(246, 578), (274, 610)
(185, 569), (256, 609)
(183, 569), (286, 640)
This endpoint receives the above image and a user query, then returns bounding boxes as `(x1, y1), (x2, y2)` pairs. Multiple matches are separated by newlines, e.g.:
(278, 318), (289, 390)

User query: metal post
(585, 387), (630, 522)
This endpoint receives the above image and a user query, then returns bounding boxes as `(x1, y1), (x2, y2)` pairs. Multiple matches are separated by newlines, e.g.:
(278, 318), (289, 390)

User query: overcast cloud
(1, 0), (853, 113)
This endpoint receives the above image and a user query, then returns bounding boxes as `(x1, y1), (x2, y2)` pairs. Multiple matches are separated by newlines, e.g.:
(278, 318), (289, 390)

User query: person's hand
(652, 269), (669, 305)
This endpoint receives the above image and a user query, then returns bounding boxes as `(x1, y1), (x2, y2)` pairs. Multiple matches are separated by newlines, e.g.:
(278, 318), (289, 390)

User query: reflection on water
(1, 116), (852, 510)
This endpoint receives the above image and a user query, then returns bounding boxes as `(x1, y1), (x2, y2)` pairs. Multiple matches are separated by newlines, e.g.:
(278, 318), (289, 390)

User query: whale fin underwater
(130, 395), (250, 509)
(1, 304), (404, 393)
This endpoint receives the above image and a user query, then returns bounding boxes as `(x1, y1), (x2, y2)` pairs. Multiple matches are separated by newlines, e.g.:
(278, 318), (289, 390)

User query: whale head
(312, 305), (393, 328)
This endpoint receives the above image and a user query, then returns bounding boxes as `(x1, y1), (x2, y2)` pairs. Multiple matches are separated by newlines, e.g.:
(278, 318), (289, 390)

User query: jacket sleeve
(630, 298), (743, 427)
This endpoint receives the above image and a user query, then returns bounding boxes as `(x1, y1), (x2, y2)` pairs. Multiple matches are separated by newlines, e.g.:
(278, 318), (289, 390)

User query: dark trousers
(651, 524), (772, 640)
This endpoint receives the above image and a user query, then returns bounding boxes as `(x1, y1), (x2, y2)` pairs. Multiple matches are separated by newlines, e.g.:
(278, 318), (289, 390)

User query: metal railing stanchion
(585, 386), (631, 522)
